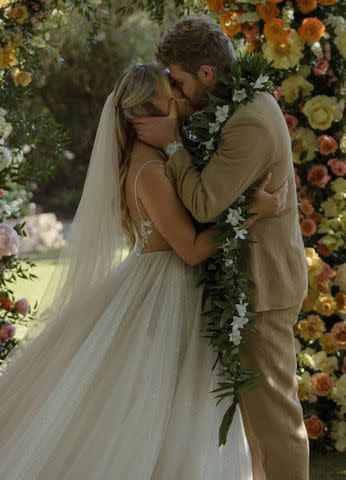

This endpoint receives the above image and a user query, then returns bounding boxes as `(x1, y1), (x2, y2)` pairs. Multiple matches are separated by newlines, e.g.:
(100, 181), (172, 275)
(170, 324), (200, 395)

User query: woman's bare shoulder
(131, 140), (166, 164)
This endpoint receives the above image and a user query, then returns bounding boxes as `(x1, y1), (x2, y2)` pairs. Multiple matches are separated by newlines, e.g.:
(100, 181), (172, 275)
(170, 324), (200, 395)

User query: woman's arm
(137, 163), (288, 267)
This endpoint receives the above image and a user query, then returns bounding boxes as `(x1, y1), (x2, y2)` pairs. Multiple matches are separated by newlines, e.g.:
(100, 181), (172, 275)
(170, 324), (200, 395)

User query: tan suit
(166, 92), (310, 480)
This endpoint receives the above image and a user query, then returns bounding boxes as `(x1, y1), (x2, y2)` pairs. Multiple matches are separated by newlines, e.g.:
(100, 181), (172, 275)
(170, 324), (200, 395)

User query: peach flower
(0, 323), (15, 341)
(296, 0), (317, 14)
(309, 211), (323, 224)
(307, 165), (331, 189)
(319, 333), (338, 354)
(331, 322), (346, 350)
(272, 86), (281, 101)
(311, 372), (334, 396)
(299, 199), (314, 216)
(298, 18), (325, 44)
(284, 113), (298, 133)
(312, 58), (329, 76)
(314, 294), (337, 317)
(317, 243), (331, 257)
(327, 158), (346, 177)
(317, 264), (336, 282)
(317, 135), (338, 155)
(300, 218), (317, 237)
(304, 415), (325, 439)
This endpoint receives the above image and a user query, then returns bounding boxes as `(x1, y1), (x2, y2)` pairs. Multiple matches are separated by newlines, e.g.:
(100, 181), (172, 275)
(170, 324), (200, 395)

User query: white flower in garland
(232, 315), (249, 331)
(229, 329), (242, 346)
(234, 227), (248, 240)
(209, 122), (220, 134)
(232, 88), (247, 103)
(224, 258), (233, 268)
(225, 207), (245, 226)
(215, 105), (230, 123)
(0, 146), (12, 171)
(253, 74), (269, 90)
(235, 301), (248, 317)
(203, 138), (214, 151)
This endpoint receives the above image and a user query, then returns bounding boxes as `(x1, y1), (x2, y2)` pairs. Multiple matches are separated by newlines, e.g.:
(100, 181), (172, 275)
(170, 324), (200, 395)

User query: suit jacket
(166, 91), (308, 312)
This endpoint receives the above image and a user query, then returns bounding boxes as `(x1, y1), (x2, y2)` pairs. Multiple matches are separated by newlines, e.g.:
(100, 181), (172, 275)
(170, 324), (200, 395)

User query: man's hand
(132, 100), (181, 149)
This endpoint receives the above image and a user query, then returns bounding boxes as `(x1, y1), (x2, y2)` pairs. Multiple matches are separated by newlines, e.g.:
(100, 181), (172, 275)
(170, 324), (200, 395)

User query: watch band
(163, 141), (183, 158)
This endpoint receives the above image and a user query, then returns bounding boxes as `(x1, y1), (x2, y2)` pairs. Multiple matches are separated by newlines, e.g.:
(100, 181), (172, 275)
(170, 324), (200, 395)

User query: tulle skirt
(0, 249), (252, 479)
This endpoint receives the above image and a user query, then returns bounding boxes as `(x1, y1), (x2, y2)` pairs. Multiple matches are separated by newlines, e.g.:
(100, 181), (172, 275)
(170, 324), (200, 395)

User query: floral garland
(184, 53), (274, 446)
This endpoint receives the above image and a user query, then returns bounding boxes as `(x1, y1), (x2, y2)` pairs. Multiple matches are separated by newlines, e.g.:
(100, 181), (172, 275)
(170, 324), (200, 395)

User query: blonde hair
(113, 63), (173, 250)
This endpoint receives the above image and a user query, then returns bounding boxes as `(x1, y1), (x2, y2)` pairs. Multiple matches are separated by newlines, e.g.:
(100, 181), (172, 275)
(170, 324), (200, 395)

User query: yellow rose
(331, 374), (346, 406)
(263, 30), (304, 70)
(312, 351), (338, 373)
(319, 332), (338, 354)
(305, 247), (325, 277)
(0, 44), (18, 69)
(297, 372), (313, 401)
(335, 263), (346, 291)
(321, 197), (344, 218)
(314, 293), (337, 317)
(340, 133), (346, 153)
(11, 68), (32, 87)
(296, 314), (326, 340)
(331, 178), (346, 194)
(281, 74), (314, 103)
(0, 0), (12, 6)
(334, 31), (346, 59)
(302, 288), (318, 312)
(8, 4), (29, 24)
(291, 127), (317, 163)
(303, 95), (343, 130)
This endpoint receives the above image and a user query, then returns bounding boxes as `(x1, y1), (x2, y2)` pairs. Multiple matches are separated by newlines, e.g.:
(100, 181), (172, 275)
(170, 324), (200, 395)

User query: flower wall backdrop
(206, 0), (346, 452)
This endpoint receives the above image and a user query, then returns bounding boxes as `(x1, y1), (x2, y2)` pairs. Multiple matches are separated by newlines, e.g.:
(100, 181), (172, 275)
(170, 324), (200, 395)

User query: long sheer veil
(0, 91), (127, 374)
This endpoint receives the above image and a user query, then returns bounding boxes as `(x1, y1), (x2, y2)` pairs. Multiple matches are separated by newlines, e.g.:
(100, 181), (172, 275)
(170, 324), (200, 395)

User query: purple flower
(0, 323), (15, 341)
(15, 297), (30, 316)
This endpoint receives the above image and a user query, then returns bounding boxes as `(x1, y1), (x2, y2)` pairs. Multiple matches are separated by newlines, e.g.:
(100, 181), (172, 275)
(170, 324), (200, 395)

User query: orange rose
(8, 5), (29, 24)
(256, 2), (280, 22)
(311, 372), (334, 396)
(335, 292), (346, 314)
(298, 18), (325, 44)
(319, 333), (338, 354)
(304, 415), (325, 439)
(302, 288), (318, 312)
(317, 0), (337, 4)
(220, 12), (242, 37)
(331, 322), (346, 350)
(295, 0), (317, 13)
(206, 0), (225, 11)
(0, 296), (15, 311)
(264, 18), (290, 43)
(11, 68), (32, 87)
(242, 22), (260, 42)
(0, 44), (18, 68)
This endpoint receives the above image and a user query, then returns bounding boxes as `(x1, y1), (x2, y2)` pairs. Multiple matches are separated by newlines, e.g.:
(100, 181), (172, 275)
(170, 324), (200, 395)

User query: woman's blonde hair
(113, 63), (173, 250)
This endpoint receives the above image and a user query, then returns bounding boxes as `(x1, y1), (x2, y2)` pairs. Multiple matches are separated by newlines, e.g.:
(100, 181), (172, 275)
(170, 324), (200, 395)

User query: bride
(0, 63), (288, 479)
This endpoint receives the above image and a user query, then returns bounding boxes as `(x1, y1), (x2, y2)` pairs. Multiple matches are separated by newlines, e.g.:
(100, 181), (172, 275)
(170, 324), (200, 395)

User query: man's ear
(198, 65), (216, 86)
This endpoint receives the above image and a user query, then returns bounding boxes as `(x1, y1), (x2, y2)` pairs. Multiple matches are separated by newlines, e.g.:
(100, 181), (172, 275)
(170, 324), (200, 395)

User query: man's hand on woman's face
(132, 100), (181, 149)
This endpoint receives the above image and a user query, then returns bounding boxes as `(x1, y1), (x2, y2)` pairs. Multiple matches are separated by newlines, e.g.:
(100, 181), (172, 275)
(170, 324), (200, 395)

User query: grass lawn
(10, 250), (346, 478)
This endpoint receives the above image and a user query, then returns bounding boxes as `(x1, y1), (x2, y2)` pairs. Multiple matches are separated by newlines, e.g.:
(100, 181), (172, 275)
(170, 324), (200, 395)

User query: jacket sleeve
(165, 114), (276, 223)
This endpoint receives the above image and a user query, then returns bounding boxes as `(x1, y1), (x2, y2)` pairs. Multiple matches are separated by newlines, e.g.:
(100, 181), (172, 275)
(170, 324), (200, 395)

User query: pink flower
(294, 168), (301, 189)
(317, 243), (331, 257)
(294, 338), (302, 354)
(0, 323), (15, 341)
(0, 224), (20, 259)
(328, 158), (346, 177)
(317, 264), (336, 282)
(284, 113), (298, 133)
(15, 297), (30, 316)
(312, 58), (329, 76)
(300, 218), (317, 237)
(272, 87), (281, 102)
(317, 135), (338, 155)
(299, 199), (314, 216)
(307, 165), (331, 189)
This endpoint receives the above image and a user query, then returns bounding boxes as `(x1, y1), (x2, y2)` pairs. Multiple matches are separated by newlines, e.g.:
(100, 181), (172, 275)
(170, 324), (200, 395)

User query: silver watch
(163, 141), (183, 158)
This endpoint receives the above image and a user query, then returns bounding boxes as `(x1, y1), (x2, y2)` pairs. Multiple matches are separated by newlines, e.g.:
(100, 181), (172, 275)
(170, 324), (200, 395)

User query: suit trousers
(238, 305), (310, 480)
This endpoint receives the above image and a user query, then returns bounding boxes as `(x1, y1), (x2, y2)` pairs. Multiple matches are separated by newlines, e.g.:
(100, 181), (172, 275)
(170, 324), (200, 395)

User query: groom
(134, 16), (309, 480)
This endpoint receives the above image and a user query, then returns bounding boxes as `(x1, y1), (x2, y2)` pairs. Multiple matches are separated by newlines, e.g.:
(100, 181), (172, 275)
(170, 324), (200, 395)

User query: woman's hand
(252, 172), (288, 218)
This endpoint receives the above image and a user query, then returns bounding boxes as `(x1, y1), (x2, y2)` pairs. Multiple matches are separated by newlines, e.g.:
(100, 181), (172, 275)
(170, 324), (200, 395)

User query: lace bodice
(132, 160), (164, 256)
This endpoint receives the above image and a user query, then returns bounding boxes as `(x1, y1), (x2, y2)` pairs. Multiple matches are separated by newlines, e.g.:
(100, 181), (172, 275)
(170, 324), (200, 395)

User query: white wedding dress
(0, 160), (253, 479)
